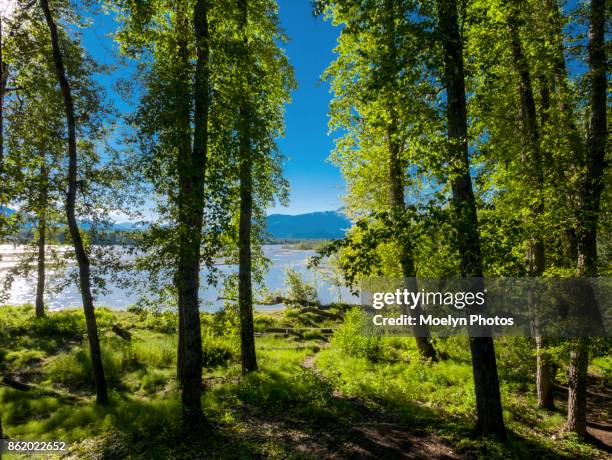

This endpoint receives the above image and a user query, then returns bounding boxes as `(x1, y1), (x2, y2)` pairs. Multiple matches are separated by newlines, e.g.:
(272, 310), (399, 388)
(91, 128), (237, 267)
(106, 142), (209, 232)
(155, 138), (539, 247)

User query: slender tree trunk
(39, 0), (107, 405)
(566, 338), (589, 435)
(508, 18), (545, 276)
(536, 77), (557, 408)
(576, 0), (607, 276)
(381, 0), (437, 360)
(237, 0), (257, 374)
(565, 0), (607, 436)
(35, 160), (48, 318)
(535, 336), (555, 409)
(507, 16), (554, 410)
(436, 0), (506, 438)
(387, 121), (437, 360)
(174, 0), (210, 427)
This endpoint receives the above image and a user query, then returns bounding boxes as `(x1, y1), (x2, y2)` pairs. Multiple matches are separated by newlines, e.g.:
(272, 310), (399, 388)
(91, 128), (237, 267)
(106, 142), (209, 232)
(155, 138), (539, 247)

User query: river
(0, 244), (357, 311)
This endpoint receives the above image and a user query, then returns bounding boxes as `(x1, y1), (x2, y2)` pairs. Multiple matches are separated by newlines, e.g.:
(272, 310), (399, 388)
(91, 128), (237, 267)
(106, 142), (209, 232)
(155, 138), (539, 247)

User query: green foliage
(284, 268), (318, 306)
(201, 332), (235, 368)
(331, 308), (381, 360)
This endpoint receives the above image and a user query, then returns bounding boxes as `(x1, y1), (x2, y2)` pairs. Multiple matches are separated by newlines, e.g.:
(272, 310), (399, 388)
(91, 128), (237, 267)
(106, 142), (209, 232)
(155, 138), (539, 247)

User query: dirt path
(554, 378), (612, 453)
(232, 353), (459, 459)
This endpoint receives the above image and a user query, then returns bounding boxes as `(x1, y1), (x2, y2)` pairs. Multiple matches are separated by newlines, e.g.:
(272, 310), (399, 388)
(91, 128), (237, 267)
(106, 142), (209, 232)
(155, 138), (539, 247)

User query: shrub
(331, 308), (380, 360)
(284, 268), (318, 306)
(201, 333), (235, 367)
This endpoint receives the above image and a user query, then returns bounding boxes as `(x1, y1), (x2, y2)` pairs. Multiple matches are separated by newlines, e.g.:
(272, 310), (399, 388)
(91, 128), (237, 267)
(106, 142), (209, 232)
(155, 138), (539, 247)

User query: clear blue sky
(80, 0), (344, 217)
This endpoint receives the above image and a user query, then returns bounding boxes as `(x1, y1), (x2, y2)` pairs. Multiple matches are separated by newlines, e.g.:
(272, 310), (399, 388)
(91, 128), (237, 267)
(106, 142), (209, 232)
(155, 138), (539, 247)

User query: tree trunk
(39, 0), (107, 405)
(35, 160), (48, 318)
(535, 336), (555, 409)
(387, 121), (437, 360)
(174, 0), (210, 427)
(576, 0), (607, 276)
(565, 338), (589, 435)
(566, 0), (607, 436)
(381, 0), (436, 360)
(507, 14), (554, 410)
(237, 0), (257, 374)
(436, 0), (506, 438)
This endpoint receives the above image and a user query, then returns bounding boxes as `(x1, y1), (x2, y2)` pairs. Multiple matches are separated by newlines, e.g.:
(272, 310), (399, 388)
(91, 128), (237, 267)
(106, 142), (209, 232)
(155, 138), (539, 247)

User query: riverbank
(1, 305), (610, 458)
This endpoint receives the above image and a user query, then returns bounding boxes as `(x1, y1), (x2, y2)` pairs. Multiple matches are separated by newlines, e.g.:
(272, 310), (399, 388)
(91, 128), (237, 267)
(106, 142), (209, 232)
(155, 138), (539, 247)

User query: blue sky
(80, 0), (344, 217)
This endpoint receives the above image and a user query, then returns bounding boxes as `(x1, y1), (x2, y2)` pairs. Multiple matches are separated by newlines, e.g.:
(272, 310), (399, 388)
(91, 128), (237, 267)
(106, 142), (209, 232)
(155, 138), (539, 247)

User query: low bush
(331, 308), (381, 360)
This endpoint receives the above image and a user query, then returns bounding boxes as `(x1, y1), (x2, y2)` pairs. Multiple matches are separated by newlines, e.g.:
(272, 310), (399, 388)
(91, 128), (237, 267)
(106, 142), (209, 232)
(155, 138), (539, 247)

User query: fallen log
(1, 376), (84, 401)
(112, 324), (132, 341)
(1, 376), (32, 391)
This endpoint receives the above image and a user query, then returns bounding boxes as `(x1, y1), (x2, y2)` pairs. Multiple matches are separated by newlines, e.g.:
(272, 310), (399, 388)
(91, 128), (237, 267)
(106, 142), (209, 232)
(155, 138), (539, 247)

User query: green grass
(0, 305), (609, 459)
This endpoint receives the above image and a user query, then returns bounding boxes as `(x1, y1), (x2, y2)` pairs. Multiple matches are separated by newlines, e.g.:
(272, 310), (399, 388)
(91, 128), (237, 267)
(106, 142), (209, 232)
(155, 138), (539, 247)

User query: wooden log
(112, 324), (132, 341)
(1, 376), (31, 391)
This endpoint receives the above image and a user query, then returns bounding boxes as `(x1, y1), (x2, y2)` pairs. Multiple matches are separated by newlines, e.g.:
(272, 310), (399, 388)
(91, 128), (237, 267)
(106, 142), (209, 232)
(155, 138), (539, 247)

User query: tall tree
(237, 0), (257, 374)
(39, 0), (108, 405)
(504, 2), (554, 410)
(565, 0), (607, 436)
(1, 2), (113, 321)
(174, 0), (210, 426)
(114, 0), (216, 427)
(321, 0), (439, 358)
(228, 0), (293, 373)
(436, 0), (506, 438)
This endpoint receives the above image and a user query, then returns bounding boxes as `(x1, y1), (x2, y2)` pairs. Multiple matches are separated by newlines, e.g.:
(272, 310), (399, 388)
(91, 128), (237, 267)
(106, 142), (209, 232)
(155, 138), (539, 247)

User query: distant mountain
(265, 211), (350, 239)
(3, 205), (351, 240)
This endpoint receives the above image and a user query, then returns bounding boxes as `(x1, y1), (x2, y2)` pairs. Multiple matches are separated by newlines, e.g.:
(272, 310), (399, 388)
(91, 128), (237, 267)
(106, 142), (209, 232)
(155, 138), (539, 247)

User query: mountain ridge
(2, 207), (351, 240)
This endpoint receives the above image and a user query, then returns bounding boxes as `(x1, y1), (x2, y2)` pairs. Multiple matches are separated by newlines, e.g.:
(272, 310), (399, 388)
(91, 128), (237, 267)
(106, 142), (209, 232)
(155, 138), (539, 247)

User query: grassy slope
(0, 305), (609, 459)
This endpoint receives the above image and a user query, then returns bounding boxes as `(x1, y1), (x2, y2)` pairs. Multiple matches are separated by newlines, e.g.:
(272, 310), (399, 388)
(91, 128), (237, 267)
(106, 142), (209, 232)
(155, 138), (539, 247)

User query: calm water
(0, 244), (357, 311)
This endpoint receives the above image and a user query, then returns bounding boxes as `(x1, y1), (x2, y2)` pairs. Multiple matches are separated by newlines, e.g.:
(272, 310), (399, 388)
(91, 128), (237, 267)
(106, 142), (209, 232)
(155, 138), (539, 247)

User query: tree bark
(436, 0), (506, 438)
(174, 0), (210, 427)
(565, 338), (589, 435)
(387, 121), (437, 360)
(507, 13), (554, 409)
(39, 0), (107, 405)
(35, 159), (48, 318)
(237, 0), (257, 374)
(382, 0), (436, 360)
(576, 0), (607, 277)
(565, 0), (607, 436)
(535, 336), (555, 409)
